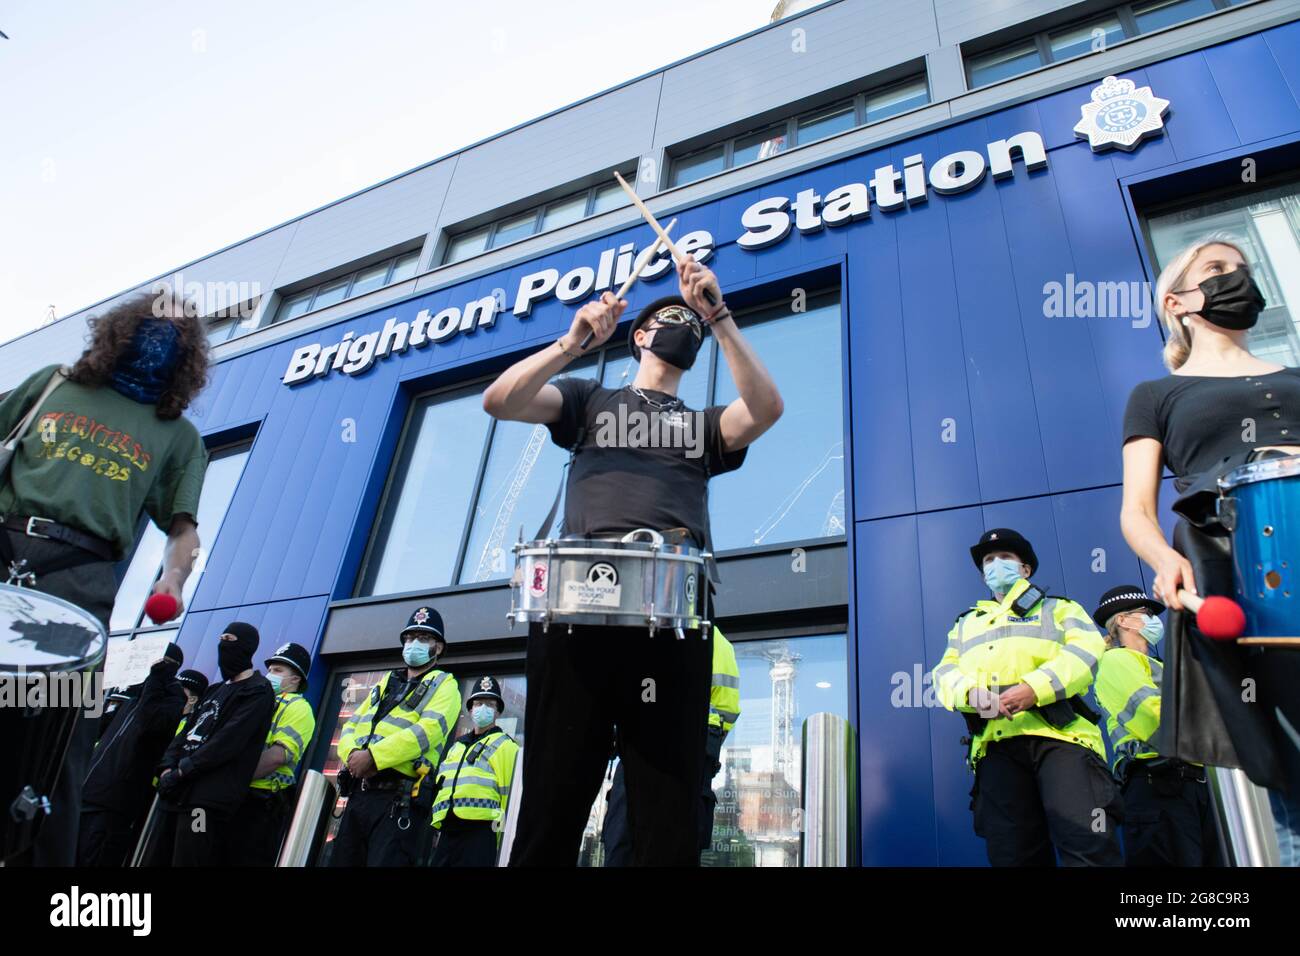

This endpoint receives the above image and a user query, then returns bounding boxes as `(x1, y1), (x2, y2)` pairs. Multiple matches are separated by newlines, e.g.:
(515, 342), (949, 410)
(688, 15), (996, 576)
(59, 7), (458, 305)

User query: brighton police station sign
(282, 80), (1165, 388)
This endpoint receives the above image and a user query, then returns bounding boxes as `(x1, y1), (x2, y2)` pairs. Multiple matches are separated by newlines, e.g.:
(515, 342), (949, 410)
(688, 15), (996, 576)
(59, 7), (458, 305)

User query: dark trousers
(511, 623), (712, 867)
(1121, 768), (1220, 866)
(329, 788), (430, 867)
(973, 736), (1124, 867)
(603, 724), (725, 866)
(171, 804), (231, 866)
(431, 820), (498, 867)
(0, 530), (118, 867)
(77, 806), (137, 868)
(228, 790), (293, 867)
(141, 805), (180, 867)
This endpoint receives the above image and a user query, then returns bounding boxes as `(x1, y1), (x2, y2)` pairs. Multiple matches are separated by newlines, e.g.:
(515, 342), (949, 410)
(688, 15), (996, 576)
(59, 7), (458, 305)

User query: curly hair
(68, 291), (210, 419)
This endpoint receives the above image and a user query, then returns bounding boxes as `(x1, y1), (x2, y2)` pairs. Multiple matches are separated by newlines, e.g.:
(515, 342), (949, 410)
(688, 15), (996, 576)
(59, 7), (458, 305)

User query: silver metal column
(495, 746), (523, 866)
(1207, 766), (1280, 866)
(276, 770), (338, 867)
(128, 794), (161, 867)
(801, 712), (858, 867)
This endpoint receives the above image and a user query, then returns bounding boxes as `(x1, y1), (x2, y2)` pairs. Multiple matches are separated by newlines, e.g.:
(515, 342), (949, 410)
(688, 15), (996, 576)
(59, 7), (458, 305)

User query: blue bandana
(111, 319), (181, 404)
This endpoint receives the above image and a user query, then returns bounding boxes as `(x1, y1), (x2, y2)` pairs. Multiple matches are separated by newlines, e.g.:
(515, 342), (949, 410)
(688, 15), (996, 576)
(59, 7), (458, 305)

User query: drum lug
(1217, 496), (1238, 533)
(674, 626), (686, 641)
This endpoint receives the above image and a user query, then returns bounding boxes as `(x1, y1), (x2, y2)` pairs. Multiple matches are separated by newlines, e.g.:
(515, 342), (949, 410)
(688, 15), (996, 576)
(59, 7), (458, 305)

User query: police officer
(330, 606), (460, 867)
(176, 670), (208, 720)
(429, 676), (519, 867)
(229, 642), (316, 866)
(1092, 586), (1218, 866)
(603, 626), (741, 865)
(78, 642), (187, 867)
(931, 529), (1122, 866)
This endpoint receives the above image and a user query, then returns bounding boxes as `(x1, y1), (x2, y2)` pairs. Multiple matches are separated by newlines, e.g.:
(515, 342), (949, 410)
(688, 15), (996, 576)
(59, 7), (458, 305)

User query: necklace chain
(627, 385), (683, 410)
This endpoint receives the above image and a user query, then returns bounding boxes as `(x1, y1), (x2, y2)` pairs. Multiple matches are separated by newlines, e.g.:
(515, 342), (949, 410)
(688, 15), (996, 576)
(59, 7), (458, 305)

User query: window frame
(271, 246), (425, 326)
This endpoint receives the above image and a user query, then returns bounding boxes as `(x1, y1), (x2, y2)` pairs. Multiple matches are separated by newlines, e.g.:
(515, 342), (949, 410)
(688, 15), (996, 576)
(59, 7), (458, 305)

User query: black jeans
(329, 788), (430, 867)
(228, 789), (293, 867)
(0, 530), (118, 867)
(1121, 768), (1220, 866)
(972, 736), (1124, 867)
(171, 804), (232, 866)
(76, 806), (138, 868)
(511, 622), (712, 867)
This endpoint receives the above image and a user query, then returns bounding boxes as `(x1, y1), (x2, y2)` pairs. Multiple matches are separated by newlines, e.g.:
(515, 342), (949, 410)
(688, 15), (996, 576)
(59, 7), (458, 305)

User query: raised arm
(1120, 437), (1197, 610)
(483, 292), (626, 423)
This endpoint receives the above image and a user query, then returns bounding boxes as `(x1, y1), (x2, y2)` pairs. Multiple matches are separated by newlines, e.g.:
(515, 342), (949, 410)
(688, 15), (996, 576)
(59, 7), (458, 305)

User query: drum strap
(534, 427), (585, 540)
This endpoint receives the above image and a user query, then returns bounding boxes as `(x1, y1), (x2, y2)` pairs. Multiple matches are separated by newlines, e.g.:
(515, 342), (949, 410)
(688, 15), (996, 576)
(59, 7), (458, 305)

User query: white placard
(102, 633), (174, 690)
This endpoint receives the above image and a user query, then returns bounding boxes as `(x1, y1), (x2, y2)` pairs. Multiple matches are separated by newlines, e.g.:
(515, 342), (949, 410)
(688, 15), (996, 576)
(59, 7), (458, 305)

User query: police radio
(1010, 582), (1048, 617)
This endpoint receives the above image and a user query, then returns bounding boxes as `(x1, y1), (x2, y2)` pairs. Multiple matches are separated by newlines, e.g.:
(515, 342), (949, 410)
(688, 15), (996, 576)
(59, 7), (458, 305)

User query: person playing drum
(1119, 233), (1300, 864)
(483, 254), (782, 866)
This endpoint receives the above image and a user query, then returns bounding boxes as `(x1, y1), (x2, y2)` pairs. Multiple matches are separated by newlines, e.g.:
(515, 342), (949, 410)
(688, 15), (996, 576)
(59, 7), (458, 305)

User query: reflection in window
(1133, 0), (1217, 32)
(865, 77), (930, 123)
(796, 102), (855, 145)
(967, 40), (1043, 88)
(111, 444), (251, 633)
(710, 294), (844, 549)
(362, 385), (492, 595)
(459, 358), (597, 584)
(1147, 181), (1300, 366)
(671, 145), (727, 187)
(1049, 16), (1125, 61)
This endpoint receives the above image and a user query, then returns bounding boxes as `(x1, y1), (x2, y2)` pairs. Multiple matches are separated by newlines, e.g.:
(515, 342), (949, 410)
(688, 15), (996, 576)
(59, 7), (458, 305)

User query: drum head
(1219, 452), (1300, 491)
(0, 583), (106, 674)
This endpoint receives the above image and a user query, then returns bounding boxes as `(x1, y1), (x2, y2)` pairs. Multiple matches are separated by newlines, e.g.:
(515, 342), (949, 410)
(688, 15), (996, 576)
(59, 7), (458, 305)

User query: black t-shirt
(547, 378), (747, 548)
(1122, 367), (1300, 479)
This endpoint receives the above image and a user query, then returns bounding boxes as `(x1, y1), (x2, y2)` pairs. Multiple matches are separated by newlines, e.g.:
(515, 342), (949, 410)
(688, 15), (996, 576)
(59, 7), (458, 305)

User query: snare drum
(1217, 453), (1300, 638)
(509, 529), (710, 637)
(0, 582), (106, 863)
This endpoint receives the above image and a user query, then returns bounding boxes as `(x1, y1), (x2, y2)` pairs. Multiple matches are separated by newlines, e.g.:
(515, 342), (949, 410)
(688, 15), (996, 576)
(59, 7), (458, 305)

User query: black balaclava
(151, 641), (184, 678)
(1181, 268), (1266, 331)
(218, 622), (259, 680)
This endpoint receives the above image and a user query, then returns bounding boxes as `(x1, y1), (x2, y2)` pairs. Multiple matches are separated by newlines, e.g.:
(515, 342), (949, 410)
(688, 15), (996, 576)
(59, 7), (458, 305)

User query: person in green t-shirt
(0, 289), (211, 867)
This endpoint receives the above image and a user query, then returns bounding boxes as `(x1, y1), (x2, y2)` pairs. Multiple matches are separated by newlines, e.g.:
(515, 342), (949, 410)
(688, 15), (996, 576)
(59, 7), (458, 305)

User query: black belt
(1, 514), (115, 561)
(358, 770), (414, 792)
(1129, 759), (1206, 784)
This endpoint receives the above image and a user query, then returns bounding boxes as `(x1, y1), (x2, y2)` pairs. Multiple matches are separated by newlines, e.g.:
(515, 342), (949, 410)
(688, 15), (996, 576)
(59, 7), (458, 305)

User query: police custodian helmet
(970, 528), (1039, 576)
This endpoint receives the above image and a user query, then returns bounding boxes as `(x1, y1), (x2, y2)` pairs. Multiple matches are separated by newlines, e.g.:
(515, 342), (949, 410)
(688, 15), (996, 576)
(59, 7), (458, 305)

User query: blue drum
(1218, 453), (1300, 638)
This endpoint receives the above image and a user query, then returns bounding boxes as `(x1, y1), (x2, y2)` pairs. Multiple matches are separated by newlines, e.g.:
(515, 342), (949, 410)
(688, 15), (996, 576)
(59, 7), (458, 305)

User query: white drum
(508, 529), (710, 638)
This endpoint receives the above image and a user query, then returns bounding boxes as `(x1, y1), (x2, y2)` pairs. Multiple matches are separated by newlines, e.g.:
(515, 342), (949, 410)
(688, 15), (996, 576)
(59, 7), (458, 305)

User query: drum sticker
(686, 574), (696, 613)
(564, 561), (622, 608)
(529, 563), (549, 596)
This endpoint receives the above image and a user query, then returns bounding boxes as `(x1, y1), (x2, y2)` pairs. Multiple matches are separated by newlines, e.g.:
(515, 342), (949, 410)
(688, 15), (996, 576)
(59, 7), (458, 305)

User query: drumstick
(578, 218), (676, 351)
(613, 171), (718, 309)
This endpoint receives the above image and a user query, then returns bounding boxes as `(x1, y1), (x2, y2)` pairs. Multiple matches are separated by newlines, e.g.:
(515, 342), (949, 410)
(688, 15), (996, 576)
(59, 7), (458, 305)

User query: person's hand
(565, 292), (625, 352)
(677, 254), (722, 318)
(967, 687), (1003, 719)
(347, 749), (377, 780)
(149, 572), (185, 620)
(1152, 548), (1197, 611)
(999, 683), (1038, 717)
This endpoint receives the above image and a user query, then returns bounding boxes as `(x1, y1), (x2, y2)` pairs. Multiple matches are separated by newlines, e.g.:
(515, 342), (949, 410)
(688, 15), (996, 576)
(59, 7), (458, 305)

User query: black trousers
(141, 805), (180, 867)
(228, 790), (293, 867)
(76, 806), (138, 868)
(511, 622), (712, 867)
(972, 736), (1124, 867)
(329, 787), (430, 867)
(602, 724), (725, 866)
(431, 820), (498, 867)
(0, 530), (118, 867)
(1121, 768), (1220, 867)
(170, 804), (232, 866)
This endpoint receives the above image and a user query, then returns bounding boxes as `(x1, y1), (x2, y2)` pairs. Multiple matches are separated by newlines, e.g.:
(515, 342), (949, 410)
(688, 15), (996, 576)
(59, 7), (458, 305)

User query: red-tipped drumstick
(145, 592), (179, 624)
(1177, 590), (1245, 640)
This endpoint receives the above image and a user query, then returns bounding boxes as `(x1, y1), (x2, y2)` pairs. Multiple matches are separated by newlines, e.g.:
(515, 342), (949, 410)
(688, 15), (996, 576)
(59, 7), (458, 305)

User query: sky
(0, 0), (773, 344)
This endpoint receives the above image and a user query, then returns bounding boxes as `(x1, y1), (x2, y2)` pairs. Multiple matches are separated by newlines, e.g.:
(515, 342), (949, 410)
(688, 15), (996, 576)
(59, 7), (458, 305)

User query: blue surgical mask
(471, 703), (495, 728)
(983, 557), (1023, 595)
(111, 319), (181, 404)
(403, 640), (431, 667)
(1140, 614), (1165, 645)
(266, 672), (283, 694)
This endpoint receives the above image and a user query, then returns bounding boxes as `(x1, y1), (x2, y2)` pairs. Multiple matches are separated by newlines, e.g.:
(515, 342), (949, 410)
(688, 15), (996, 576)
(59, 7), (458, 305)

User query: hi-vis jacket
(336, 668), (460, 778)
(709, 629), (741, 735)
(250, 692), (316, 793)
(931, 578), (1107, 767)
(431, 727), (519, 829)
(1094, 647), (1163, 774)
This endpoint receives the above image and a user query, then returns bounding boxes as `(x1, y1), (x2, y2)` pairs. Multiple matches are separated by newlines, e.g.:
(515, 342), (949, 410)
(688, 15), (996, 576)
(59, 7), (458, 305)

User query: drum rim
(0, 581), (108, 673)
(515, 539), (705, 562)
(1218, 452), (1300, 491)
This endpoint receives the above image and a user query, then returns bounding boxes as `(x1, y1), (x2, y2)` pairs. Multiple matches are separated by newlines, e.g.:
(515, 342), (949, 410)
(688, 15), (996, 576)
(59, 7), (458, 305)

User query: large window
(965, 0), (1250, 89)
(1147, 181), (1300, 366)
(669, 76), (929, 188)
(273, 249), (421, 325)
(362, 288), (844, 599)
(443, 177), (631, 265)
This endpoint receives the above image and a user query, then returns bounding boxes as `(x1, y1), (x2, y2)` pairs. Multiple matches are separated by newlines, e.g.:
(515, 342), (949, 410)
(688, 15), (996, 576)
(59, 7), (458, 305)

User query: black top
(1123, 368), (1300, 479)
(548, 379), (747, 548)
(159, 672), (276, 814)
(83, 667), (186, 816)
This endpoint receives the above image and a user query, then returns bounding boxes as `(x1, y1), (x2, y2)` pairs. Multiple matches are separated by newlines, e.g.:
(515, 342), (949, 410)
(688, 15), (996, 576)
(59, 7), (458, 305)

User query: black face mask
(217, 642), (253, 680)
(1179, 268), (1265, 331)
(646, 323), (702, 371)
(151, 658), (181, 679)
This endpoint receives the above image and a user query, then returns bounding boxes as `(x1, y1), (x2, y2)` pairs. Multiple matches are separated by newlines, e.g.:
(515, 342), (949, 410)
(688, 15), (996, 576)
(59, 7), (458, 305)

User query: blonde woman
(1119, 233), (1300, 864)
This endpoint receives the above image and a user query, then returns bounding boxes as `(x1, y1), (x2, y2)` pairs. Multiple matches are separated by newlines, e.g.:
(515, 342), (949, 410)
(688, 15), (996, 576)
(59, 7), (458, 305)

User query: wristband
(704, 303), (731, 324)
(555, 337), (581, 359)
